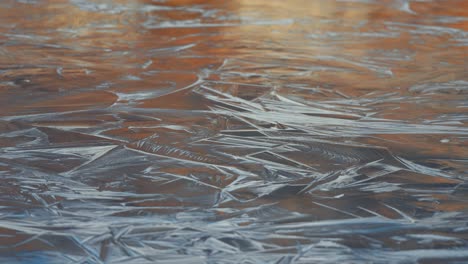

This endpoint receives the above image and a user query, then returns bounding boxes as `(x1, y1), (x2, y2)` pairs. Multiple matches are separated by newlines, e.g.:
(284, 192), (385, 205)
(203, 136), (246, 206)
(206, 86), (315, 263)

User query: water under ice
(0, 0), (467, 263)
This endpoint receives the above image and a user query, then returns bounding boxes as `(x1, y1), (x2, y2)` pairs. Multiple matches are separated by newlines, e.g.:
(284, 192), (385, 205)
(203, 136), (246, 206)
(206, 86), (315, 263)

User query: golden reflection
(0, 0), (467, 261)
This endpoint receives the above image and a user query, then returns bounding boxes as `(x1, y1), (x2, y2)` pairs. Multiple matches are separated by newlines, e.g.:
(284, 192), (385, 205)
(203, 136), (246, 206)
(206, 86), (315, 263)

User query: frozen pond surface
(0, 0), (467, 263)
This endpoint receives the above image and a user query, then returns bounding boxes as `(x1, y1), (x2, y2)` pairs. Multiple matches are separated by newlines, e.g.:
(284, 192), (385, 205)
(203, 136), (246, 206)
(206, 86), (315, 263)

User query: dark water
(0, 0), (467, 263)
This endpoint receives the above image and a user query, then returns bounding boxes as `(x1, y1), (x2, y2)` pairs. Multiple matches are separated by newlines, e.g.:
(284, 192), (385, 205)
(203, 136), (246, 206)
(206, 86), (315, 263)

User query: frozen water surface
(0, 0), (467, 263)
